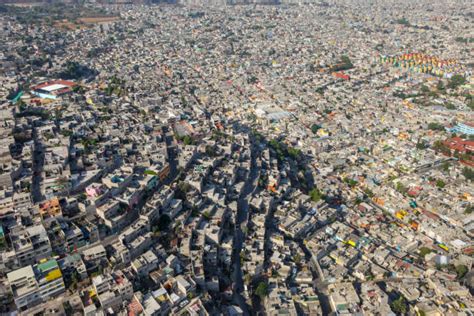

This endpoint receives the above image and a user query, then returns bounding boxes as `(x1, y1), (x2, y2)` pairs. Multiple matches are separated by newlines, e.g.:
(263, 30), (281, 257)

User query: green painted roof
(337, 304), (348, 311)
(37, 259), (58, 272)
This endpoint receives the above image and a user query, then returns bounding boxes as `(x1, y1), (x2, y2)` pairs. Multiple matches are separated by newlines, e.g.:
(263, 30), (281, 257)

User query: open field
(0, 3), (119, 26)
(77, 16), (120, 24)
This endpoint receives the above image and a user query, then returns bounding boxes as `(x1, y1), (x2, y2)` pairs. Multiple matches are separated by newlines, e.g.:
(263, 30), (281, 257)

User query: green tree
(244, 273), (252, 285)
(465, 204), (473, 214)
(157, 214), (171, 231)
(344, 178), (358, 188)
(309, 187), (323, 202)
(445, 103), (456, 110)
(63, 301), (73, 315)
(395, 182), (407, 194)
(419, 247), (432, 257)
(390, 295), (407, 314)
(441, 162), (450, 172)
(396, 17), (410, 26)
(427, 122), (444, 131)
(462, 167), (474, 181)
(435, 180), (446, 188)
(364, 188), (375, 198)
(467, 97), (474, 110)
(436, 80), (445, 91)
(455, 265), (468, 279)
(311, 124), (321, 134)
(331, 55), (353, 71)
(255, 282), (268, 300)
(447, 75), (466, 89)
(416, 140), (428, 150)
(432, 140), (451, 156)
(183, 135), (193, 145)
(287, 147), (301, 160)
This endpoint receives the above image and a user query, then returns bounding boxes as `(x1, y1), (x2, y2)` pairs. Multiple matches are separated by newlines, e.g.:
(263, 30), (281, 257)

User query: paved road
(231, 137), (259, 314)
(31, 132), (45, 203)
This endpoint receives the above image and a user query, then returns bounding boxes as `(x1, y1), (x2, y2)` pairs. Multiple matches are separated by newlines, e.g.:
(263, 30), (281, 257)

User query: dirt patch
(77, 16), (120, 24)
(54, 20), (86, 30)
(53, 16), (118, 30)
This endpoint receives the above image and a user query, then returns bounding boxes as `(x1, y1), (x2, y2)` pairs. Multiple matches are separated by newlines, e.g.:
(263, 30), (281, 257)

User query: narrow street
(231, 135), (259, 314)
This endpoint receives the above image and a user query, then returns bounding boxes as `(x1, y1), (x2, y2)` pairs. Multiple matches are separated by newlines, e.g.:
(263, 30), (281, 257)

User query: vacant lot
(78, 16), (119, 24)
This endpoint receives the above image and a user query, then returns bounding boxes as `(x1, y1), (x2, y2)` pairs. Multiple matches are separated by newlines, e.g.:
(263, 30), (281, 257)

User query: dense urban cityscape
(0, 0), (473, 315)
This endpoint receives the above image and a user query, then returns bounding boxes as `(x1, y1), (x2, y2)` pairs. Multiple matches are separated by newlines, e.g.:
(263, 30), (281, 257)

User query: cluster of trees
(255, 282), (268, 300)
(465, 204), (473, 214)
(466, 94), (474, 110)
(416, 139), (429, 150)
(428, 122), (445, 131)
(445, 102), (456, 110)
(436, 80), (445, 92)
(447, 75), (466, 90)
(331, 55), (353, 72)
(87, 47), (107, 58)
(315, 86), (326, 95)
(432, 140), (451, 156)
(433, 144), (473, 164)
(16, 105), (50, 120)
(104, 76), (127, 97)
(258, 174), (269, 189)
(390, 295), (408, 314)
(435, 179), (446, 188)
(364, 188), (375, 198)
(311, 124), (322, 134)
(458, 151), (473, 162)
(31, 56), (52, 68)
(80, 138), (98, 154)
(392, 91), (420, 100)
(309, 187), (324, 202)
(419, 247), (432, 258)
(247, 76), (259, 84)
(268, 139), (302, 161)
(176, 134), (195, 146)
(462, 167), (474, 181)
(175, 181), (192, 200)
(436, 264), (469, 280)
(344, 177), (358, 188)
(155, 214), (172, 232)
(395, 17), (410, 26)
(455, 37), (474, 44)
(58, 61), (98, 80)
(395, 182), (408, 194)
(418, 84), (441, 98)
(188, 11), (205, 19)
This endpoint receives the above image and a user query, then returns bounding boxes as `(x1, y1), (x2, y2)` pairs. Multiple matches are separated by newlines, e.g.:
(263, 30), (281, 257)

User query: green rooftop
(37, 259), (58, 273)
(337, 304), (348, 311)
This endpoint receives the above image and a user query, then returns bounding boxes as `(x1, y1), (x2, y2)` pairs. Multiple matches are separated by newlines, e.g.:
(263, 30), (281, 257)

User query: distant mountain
(0, 0), (75, 3)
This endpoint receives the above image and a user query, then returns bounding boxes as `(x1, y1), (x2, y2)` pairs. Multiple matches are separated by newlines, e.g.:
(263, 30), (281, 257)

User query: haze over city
(0, 0), (473, 315)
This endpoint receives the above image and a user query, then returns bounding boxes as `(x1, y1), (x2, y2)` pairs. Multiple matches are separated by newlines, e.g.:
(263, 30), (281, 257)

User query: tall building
(7, 259), (65, 312)
(35, 259), (66, 302)
(7, 265), (39, 311)
(10, 225), (52, 267)
(92, 271), (134, 312)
